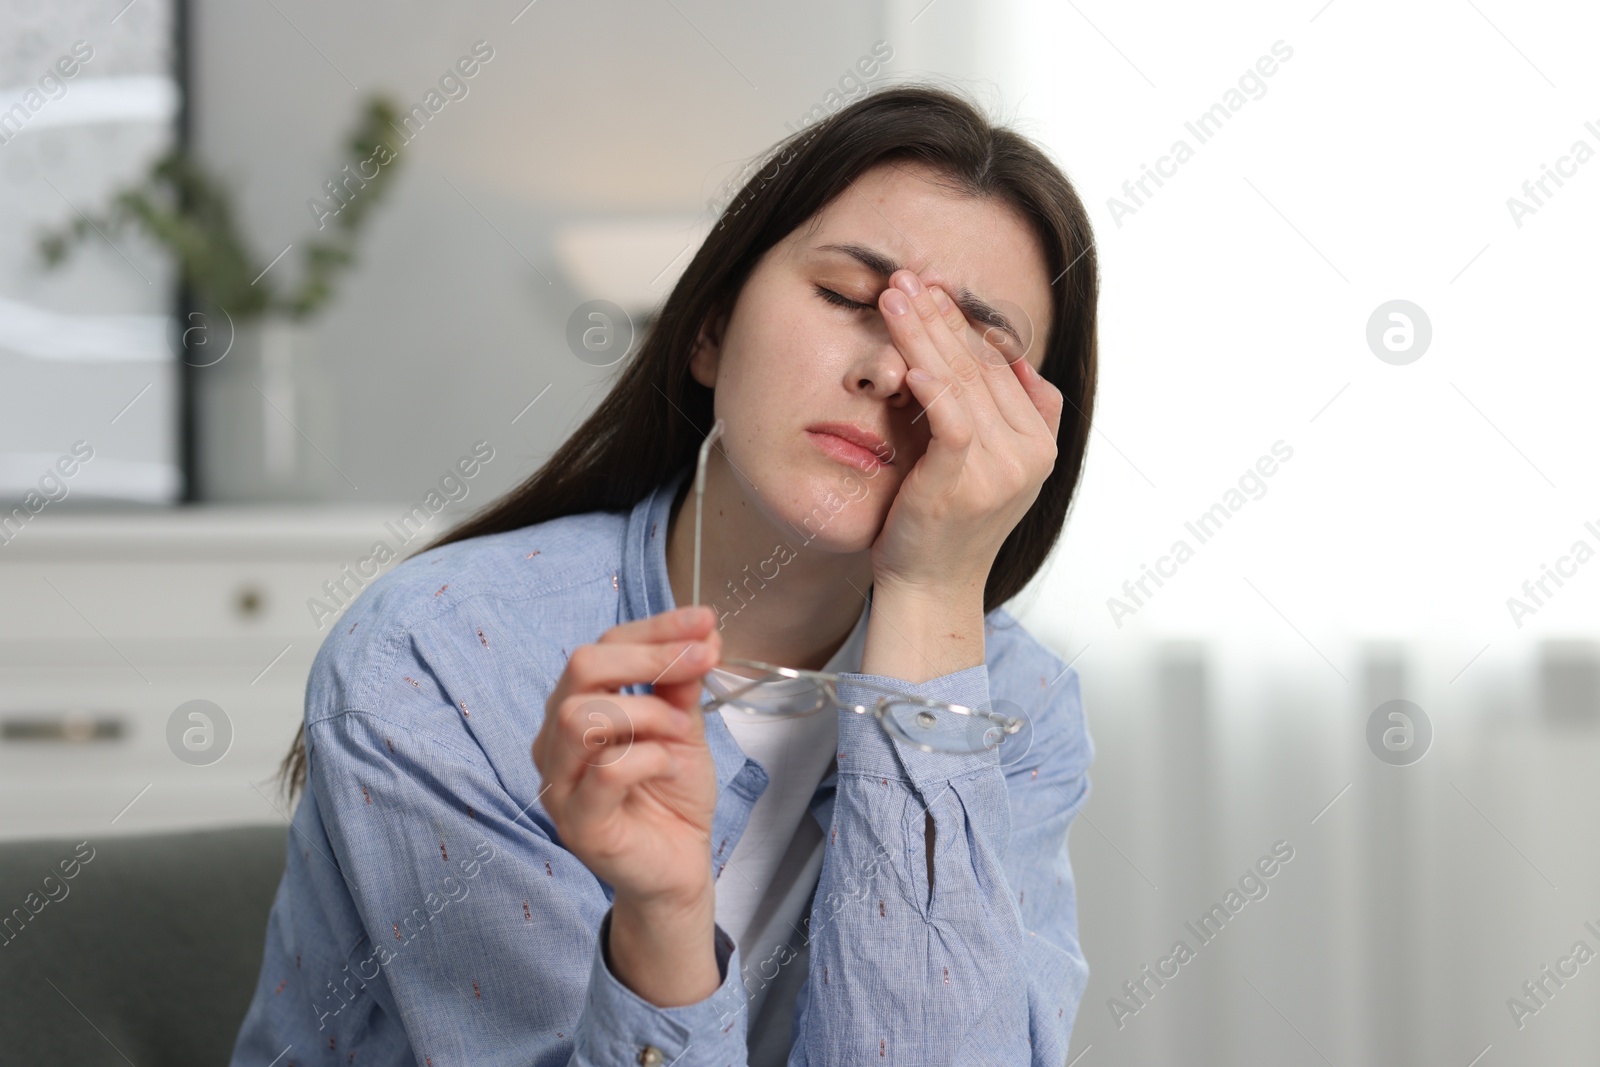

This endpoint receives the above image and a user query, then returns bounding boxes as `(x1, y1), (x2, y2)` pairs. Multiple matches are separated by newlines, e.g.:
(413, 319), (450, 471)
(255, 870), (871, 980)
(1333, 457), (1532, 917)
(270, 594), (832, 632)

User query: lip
(804, 422), (894, 471)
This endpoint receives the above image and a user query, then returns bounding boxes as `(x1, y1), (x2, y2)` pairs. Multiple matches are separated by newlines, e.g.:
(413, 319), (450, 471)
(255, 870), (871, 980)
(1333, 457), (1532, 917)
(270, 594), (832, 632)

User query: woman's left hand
(870, 268), (1063, 600)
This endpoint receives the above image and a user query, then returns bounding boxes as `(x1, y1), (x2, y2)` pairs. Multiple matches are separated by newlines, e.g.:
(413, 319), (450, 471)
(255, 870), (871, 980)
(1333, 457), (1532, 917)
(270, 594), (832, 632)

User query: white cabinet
(0, 507), (409, 841)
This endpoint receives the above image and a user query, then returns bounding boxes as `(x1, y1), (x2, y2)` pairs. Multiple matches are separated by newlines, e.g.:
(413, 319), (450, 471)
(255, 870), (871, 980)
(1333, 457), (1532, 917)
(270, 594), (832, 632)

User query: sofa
(0, 824), (287, 1064)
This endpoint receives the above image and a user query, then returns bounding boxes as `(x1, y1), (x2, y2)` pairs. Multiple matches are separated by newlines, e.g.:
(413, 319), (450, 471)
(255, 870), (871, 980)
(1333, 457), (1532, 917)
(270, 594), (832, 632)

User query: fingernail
(679, 606), (705, 624)
(895, 272), (923, 297)
(908, 368), (933, 383)
(931, 287), (951, 312)
(685, 641), (709, 663)
(883, 289), (909, 316)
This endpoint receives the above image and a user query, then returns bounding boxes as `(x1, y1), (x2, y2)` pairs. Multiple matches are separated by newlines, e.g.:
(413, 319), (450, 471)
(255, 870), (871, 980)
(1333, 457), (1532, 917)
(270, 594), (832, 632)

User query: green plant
(37, 95), (406, 322)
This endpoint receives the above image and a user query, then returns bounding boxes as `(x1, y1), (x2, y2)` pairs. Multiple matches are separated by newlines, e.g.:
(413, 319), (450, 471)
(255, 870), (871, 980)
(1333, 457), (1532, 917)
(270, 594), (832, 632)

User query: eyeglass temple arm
(697, 677), (774, 711)
(692, 418), (726, 610)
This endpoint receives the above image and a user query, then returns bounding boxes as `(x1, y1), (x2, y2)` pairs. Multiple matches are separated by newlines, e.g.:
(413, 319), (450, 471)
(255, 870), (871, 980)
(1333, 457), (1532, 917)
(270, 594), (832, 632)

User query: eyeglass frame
(687, 416), (1024, 755)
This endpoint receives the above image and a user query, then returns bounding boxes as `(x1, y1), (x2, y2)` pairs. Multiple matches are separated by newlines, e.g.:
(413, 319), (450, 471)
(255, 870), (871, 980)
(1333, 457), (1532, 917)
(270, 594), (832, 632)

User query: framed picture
(0, 0), (182, 514)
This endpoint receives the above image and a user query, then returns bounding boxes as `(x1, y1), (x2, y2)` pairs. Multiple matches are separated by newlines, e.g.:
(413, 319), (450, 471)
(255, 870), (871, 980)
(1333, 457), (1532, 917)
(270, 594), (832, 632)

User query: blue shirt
(230, 464), (1094, 1066)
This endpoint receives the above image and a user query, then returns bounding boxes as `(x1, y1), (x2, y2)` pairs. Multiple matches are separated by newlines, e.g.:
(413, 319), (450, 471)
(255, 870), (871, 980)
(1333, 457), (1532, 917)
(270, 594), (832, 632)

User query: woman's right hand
(532, 604), (722, 911)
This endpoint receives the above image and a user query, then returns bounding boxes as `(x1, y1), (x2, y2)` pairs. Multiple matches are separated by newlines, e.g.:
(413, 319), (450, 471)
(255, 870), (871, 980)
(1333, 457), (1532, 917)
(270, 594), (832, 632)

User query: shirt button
(637, 1046), (665, 1066)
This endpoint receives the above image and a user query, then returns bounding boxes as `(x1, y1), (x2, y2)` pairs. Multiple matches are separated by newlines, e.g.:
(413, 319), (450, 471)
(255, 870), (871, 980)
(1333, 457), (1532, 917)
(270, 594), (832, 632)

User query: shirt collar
(619, 461), (691, 625)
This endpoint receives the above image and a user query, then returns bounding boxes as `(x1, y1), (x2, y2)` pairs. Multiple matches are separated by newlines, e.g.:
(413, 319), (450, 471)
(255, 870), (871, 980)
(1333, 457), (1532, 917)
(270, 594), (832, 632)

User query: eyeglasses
(687, 417), (1024, 756)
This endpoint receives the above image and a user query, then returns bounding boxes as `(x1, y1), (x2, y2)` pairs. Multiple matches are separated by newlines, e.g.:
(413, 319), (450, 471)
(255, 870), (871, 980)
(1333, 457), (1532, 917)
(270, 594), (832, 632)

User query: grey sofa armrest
(0, 824), (287, 1065)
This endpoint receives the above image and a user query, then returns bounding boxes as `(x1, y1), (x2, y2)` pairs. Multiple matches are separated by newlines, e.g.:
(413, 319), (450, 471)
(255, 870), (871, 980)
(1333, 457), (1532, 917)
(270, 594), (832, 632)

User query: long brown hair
(276, 82), (1100, 802)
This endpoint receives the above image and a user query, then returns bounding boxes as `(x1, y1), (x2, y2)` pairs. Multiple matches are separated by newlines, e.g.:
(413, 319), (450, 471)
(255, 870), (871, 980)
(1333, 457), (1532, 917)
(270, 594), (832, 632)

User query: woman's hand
(532, 604), (721, 908)
(533, 605), (728, 1006)
(871, 268), (1063, 601)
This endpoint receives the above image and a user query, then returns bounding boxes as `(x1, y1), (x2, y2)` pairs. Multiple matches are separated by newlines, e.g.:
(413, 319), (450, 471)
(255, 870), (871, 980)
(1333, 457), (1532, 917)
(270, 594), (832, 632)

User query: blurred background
(3, 0), (1598, 1063)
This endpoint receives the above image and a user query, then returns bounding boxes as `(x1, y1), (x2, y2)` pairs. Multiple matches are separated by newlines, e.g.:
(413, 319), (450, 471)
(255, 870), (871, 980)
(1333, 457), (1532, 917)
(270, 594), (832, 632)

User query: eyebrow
(813, 242), (1024, 348)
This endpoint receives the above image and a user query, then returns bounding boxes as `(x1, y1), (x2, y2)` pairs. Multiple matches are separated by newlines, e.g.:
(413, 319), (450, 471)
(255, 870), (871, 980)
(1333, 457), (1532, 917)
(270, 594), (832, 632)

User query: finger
(534, 692), (695, 810)
(949, 287), (1040, 369)
(924, 281), (1011, 369)
(880, 280), (976, 481)
(597, 604), (717, 647)
(545, 604), (715, 711)
(927, 284), (1050, 439)
(1009, 351), (1065, 444)
(562, 741), (681, 838)
(533, 693), (616, 815)
(884, 270), (1000, 439)
(551, 630), (721, 708)
(654, 673), (712, 723)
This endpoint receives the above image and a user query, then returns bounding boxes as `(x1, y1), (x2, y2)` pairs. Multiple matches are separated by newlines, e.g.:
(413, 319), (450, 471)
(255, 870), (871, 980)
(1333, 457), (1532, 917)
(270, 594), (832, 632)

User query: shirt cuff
(574, 907), (748, 1065)
(832, 664), (1002, 794)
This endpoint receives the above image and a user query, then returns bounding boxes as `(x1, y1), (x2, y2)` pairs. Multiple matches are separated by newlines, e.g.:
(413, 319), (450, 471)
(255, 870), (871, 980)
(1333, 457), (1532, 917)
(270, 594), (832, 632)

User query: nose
(849, 339), (914, 408)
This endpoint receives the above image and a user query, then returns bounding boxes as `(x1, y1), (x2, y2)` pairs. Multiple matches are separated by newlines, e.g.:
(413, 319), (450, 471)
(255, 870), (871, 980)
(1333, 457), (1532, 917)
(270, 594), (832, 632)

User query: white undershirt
(704, 600), (871, 1059)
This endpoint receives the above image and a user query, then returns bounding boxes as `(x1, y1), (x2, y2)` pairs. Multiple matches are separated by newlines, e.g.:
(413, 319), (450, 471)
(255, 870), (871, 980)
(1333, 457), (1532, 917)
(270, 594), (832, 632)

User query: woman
(232, 83), (1099, 1067)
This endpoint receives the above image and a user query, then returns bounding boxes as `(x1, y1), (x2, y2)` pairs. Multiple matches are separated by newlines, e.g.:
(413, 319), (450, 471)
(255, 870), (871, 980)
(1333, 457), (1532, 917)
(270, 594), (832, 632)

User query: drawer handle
(1, 713), (125, 743)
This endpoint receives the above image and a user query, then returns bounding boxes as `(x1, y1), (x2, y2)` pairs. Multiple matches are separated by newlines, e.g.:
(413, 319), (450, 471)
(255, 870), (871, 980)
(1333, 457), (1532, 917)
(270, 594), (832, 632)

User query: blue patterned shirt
(230, 464), (1093, 1066)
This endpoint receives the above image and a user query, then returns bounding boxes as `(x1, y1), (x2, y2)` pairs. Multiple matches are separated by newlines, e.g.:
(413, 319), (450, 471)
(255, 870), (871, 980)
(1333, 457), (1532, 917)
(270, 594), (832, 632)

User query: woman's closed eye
(813, 284), (876, 312)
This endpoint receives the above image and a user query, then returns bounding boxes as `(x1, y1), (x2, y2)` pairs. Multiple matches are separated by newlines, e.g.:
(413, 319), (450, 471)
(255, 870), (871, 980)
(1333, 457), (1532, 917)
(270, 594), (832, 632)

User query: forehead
(789, 161), (1054, 362)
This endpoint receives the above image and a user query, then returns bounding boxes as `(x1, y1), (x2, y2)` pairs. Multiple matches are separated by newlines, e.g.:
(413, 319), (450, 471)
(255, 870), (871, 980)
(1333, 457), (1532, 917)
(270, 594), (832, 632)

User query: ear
(688, 310), (729, 389)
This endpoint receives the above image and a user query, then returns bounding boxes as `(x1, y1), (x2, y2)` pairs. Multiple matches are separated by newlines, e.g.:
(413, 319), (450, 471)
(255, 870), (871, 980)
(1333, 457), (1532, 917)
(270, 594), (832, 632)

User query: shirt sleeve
(307, 706), (753, 1066)
(784, 661), (1092, 1066)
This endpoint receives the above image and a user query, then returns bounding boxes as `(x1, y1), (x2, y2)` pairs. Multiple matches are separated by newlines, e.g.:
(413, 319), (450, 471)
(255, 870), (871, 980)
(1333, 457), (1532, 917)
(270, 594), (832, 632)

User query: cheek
(719, 313), (808, 392)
